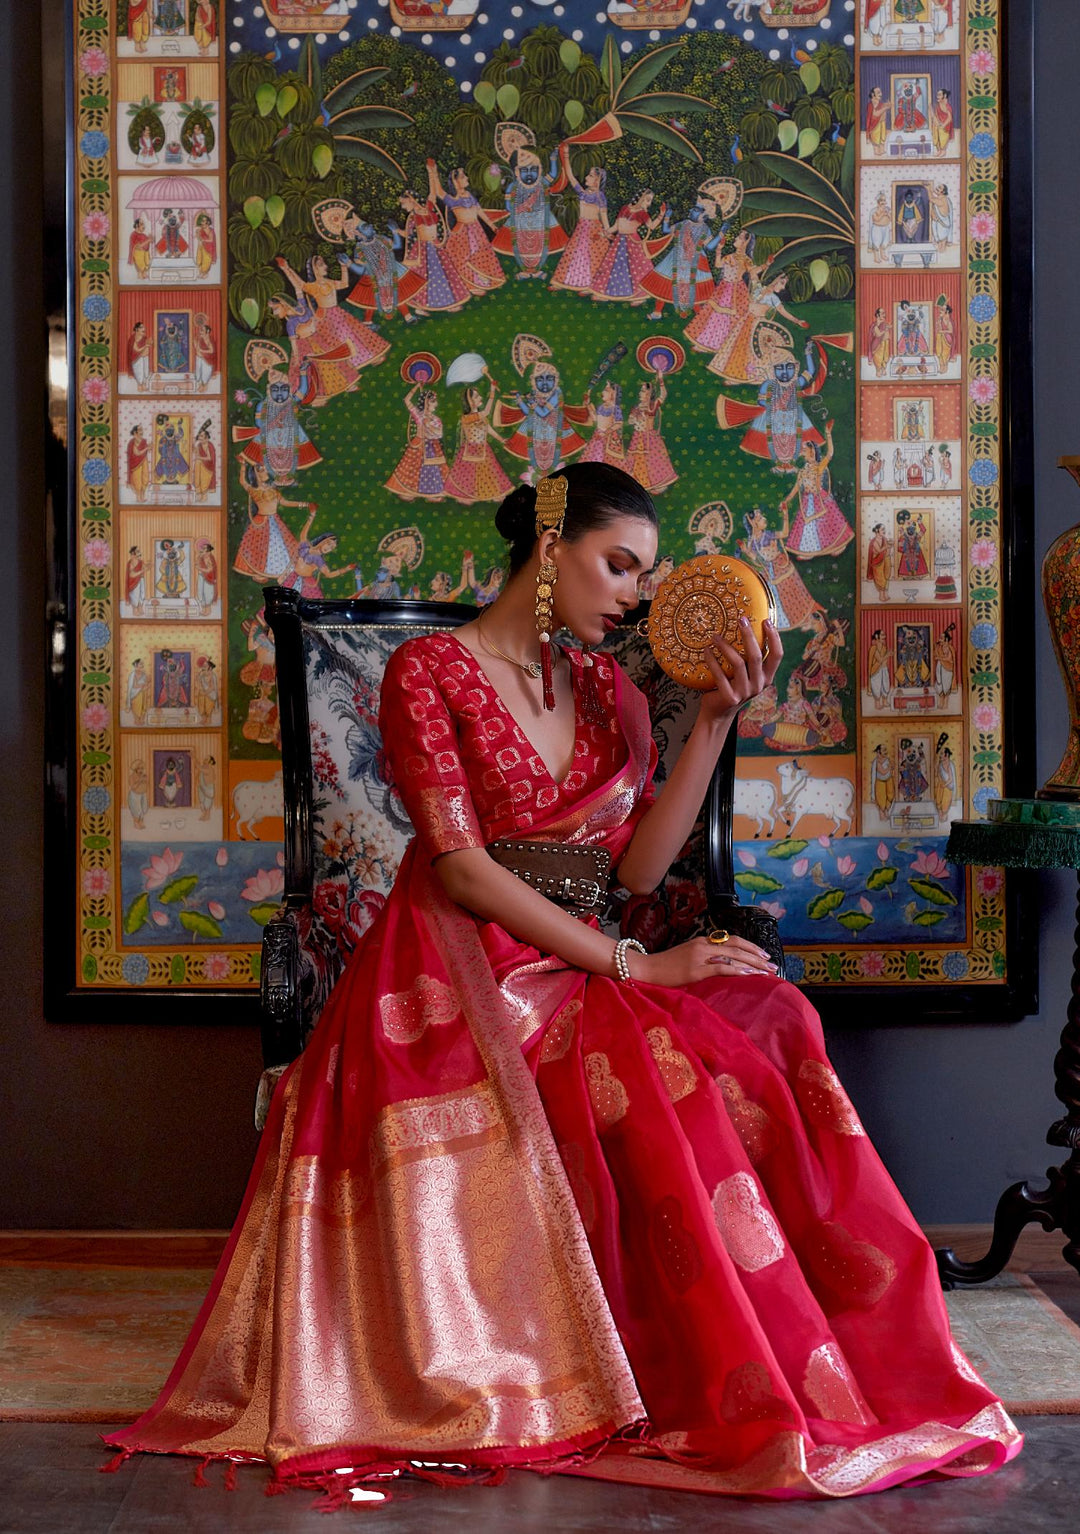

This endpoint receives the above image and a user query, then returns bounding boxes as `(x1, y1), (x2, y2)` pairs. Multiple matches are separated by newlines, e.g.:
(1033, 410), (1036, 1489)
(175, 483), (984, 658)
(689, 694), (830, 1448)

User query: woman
(233, 460), (304, 582)
(550, 155), (611, 294)
(684, 250), (740, 355)
(282, 510), (356, 598)
(107, 462), (1019, 1503)
(738, 505), (821, 633)
(444, 381), (514, 504)
(780, 426), (855, 560)
(626, 378), (678, 493)
(427, 161), (506, 296)
(386, 384), (448, 501)
(398, 189), (472, 314)
(591, 190), (659, 305)
(580, 380), (627, 467)
(275, 253), (390, 401)
(707, 269), (808, 385)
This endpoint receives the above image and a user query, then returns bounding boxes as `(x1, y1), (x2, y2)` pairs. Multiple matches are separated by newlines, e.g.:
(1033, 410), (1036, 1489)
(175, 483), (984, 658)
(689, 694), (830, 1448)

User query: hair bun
(494, 483), (537, 544)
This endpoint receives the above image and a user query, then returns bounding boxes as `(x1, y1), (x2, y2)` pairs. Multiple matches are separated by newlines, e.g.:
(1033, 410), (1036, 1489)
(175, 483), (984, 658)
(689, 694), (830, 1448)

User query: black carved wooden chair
(255, 588), (784, 1122)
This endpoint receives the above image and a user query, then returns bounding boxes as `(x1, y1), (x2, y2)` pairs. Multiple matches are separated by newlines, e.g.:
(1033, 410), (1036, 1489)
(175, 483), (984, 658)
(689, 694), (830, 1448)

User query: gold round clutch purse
(645, 554), (776, 690)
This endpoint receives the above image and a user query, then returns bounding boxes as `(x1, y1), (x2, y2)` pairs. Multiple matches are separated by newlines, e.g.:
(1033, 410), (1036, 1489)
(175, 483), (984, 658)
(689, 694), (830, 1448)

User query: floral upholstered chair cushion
(293, 616), (704, 1040)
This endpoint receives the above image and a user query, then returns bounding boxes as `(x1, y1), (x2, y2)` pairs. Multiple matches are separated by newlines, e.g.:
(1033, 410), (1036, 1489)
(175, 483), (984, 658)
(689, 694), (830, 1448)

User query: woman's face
(585, 166), (601, 190)
(548, 513), (658, 648)
(601, 381), (616, 405)
(466, 386), (482, 410)
(313, 255), (327, 278)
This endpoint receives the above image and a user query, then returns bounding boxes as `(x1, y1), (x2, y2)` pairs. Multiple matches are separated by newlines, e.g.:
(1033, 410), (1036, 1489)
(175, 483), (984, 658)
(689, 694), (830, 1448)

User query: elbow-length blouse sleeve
(378, 639), (486, 859)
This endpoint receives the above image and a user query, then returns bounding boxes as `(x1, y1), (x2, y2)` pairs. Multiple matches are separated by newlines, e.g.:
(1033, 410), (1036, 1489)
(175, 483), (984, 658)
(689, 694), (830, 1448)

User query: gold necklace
(477, 612), (548, 681)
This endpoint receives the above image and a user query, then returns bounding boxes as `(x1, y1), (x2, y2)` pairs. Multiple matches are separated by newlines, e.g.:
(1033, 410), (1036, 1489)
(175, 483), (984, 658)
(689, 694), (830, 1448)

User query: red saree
(105, 633), (1020, 1500)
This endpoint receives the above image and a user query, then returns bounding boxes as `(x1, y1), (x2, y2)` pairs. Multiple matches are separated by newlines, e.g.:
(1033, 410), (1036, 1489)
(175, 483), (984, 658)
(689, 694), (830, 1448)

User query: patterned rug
(0, 1265), (1077, 1422)
(0, 1265), (209, 1422)
(944, 1272), (1080, 1414)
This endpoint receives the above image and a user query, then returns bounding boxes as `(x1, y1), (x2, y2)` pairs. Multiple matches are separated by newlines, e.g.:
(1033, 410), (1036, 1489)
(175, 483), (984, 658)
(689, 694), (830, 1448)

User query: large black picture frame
(41, 0), (1037, 1025)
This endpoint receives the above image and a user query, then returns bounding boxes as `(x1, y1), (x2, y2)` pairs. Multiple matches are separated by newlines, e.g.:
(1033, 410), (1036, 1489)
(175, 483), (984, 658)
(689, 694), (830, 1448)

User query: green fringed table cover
(947, 799), (1080, 871)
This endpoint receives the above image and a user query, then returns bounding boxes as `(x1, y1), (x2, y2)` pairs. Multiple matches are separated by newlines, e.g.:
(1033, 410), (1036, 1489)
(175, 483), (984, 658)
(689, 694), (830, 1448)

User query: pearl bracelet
(613, 937), (647, 984)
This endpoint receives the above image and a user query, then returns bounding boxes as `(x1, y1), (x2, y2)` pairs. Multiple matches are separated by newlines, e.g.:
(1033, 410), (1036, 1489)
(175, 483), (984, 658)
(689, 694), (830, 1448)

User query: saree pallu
(106, 635), (1020, 1499)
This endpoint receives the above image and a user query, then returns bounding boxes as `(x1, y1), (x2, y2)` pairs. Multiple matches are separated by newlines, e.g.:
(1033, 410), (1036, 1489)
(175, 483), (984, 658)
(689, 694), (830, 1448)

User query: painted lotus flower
(968, 49), (996, 76)
(736, 849), (757, 868)
(969, 375), (998, 405)
(859, 952), (886, 978)
(976, 867), (1005, 897)
(241, 867), (285, 903)
(142, 848), (183, 891)
(970, 539), (997, 569)
(973, 703), (1000, 733)
(208, 901), (226, 921)
(82, 211), (110, 241)
(82, 868), (110, 898)
(202, 954), (231, 981)
(83, 538), (110, 569)
(911, 849), (949, 879)
(836, 855), (857, 878)
(969, 212), (997, 242)
(81, 703), (109, 732)
(152, 910), (170, 928)
(79, 46), (108, 76)
(759, 901), (786, 921)
(81, 376), (109, 406)
(215, 846), (229, 867)
(792, 858), (809, 878)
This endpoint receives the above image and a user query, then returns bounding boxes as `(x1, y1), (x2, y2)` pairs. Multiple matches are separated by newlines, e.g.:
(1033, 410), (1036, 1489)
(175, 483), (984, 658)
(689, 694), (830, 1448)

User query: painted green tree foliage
(733, 41), (856, 299)
(227, 53), (348, 333)
(319, 35), (460, 227)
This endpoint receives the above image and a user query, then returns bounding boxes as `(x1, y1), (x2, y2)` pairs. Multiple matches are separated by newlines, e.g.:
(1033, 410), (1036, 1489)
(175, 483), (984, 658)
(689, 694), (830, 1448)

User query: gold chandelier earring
(534, 475), (567, 711)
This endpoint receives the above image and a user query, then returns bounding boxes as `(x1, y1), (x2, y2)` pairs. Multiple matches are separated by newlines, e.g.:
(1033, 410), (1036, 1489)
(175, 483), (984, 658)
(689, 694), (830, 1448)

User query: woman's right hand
(627, 935), (776, 986)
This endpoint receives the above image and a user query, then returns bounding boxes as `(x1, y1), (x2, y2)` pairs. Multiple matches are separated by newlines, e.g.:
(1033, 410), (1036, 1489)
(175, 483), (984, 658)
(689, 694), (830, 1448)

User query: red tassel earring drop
(534, 476), (568, 713)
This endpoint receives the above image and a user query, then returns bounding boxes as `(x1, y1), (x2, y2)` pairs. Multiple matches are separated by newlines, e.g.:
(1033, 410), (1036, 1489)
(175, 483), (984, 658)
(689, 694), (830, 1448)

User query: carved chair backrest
(263, 588), (775, 1064)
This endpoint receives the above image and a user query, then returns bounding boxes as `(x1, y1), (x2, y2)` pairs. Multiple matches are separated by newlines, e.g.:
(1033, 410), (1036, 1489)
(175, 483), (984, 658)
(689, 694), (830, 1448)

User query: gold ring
(708, 929), (730, 945)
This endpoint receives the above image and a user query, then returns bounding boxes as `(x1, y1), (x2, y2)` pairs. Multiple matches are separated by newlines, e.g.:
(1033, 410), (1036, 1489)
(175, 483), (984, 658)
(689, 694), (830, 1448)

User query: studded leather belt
(486, 840), (612, 917)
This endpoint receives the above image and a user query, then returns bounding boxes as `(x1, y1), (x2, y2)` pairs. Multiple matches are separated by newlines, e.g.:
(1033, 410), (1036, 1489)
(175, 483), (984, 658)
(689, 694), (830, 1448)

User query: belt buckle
(575, 879), (601, 908)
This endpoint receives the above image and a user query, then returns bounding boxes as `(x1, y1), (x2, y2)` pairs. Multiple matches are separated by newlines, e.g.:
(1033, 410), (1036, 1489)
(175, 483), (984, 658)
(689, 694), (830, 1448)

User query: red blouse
(378, 630), (656, 861)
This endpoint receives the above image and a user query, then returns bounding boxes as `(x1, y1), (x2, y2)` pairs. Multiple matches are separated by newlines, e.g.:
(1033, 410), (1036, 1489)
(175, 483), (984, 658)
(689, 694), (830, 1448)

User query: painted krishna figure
(106, 466), (1020, 1504)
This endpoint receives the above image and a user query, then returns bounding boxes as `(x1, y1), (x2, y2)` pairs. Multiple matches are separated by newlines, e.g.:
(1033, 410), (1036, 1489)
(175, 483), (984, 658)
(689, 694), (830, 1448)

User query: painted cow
(734, 776), (779, 838)
(232, 770), (284, 839)
(776, 760), (855, 837)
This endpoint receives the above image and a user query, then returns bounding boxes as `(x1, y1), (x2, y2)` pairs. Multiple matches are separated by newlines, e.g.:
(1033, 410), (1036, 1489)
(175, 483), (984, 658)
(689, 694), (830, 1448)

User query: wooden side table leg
(937, 869), (1080, 1286)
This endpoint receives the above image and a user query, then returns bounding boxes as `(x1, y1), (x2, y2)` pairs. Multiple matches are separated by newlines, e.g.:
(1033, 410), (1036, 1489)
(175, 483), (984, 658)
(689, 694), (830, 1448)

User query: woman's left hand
(698, 618), (783, 726)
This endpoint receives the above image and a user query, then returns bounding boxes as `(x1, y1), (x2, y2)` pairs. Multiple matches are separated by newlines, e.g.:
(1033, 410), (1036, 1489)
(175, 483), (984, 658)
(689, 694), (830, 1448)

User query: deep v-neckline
(443, 632), (580, 790)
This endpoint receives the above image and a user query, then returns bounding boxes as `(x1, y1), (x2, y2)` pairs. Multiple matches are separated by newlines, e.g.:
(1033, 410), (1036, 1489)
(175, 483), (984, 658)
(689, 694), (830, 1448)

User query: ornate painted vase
(1039, 457), (1080, 799)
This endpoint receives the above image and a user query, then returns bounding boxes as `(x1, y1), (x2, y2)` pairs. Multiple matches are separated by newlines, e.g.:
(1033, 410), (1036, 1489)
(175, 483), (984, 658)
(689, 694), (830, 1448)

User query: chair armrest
(260, 908), (303, 1070)
(708, 893), (786, 978)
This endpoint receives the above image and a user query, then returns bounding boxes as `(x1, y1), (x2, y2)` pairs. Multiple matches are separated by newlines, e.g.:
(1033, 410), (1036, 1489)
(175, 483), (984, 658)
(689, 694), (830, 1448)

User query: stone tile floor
(1, 1272), (1077, 1534)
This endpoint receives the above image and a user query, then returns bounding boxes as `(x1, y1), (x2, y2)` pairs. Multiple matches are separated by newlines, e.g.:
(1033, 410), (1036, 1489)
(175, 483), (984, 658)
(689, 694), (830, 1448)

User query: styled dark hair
(494, 462), (658, 576)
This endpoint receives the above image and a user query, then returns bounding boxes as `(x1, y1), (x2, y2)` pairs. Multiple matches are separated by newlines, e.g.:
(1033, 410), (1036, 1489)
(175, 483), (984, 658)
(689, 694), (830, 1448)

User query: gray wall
(0, 5), (1073, 1228)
